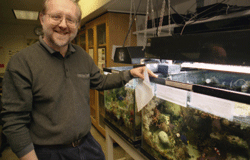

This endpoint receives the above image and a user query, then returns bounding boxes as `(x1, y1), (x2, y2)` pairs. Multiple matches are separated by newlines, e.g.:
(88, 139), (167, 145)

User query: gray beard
(50, 36), (70, 47)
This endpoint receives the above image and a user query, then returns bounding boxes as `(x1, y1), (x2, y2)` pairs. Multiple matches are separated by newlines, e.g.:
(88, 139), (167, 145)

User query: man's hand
(130, 66), (158, 80)
(20, 150), (38, 160)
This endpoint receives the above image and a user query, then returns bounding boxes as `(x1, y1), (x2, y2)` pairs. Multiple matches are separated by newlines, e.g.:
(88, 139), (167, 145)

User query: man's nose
(58, 18), (68, 28)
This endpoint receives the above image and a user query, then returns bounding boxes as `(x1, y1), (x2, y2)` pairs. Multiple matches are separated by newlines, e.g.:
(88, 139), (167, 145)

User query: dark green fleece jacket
(1, 36), (132, 157)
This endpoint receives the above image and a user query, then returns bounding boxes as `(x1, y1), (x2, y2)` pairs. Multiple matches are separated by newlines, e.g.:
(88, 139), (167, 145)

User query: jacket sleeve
(1, 54), (34, 158)
(89, 60), (133, 91)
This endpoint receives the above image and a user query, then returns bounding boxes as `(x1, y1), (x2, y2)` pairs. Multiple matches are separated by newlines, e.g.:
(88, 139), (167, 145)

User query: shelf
(105, 125), (148, 160)
(98, 44), (106, 47)
(133, 24), (181, 36)
(100, 111), (105, 118)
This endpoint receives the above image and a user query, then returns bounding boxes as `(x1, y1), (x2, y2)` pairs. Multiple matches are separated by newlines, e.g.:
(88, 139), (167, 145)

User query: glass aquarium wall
(169, 70), (250, 94)
(104, 68), (142, 145)
(142, 95), (250, 160)
(103, 65), (250, 159)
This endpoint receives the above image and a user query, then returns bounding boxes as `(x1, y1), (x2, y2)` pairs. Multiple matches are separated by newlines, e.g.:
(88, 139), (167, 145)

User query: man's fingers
(147, 68), (158, 78)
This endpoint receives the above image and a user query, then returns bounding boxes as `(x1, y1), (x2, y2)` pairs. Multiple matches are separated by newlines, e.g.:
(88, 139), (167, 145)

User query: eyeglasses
(46, 14), (79, 28)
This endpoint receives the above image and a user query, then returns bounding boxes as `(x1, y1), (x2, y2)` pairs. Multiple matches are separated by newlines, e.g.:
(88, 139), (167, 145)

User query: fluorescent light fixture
(13, 10), (39, 20)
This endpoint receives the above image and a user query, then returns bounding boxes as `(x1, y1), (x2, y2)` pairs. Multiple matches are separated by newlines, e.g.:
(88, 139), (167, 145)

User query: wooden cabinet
(79, 12), (137, 136)
(79, 30), (86, 51)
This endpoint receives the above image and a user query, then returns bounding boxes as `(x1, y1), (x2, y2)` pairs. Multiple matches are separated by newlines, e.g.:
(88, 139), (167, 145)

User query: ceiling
(0, 0), (43, 25)
(0, 0), (190, 26)
(80, 0), (191, 25)
(0, 0), (141, 26)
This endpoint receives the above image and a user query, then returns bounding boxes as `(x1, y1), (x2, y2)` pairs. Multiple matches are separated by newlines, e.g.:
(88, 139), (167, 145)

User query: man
(199, 43), (227, 64)
(1, 0), (157, 159)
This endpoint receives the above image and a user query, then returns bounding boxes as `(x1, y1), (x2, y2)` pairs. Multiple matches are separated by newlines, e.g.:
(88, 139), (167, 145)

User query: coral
(159, 122), (169, 133)
(210, 132), (249, 149)
(221, 119), (230, 126)
(143, 96), (162, 131)
(143, 131), (154, 147)
(226, 153), (248, 160)
(227, 135), (249, 149)
(174, 147), (189, 160)
(158, 131), (170, 145)
(161, 114), (170, 125)
(212, 119), (222, 131)
(210, 132), (223, 140)
(152, 131), (161, 149)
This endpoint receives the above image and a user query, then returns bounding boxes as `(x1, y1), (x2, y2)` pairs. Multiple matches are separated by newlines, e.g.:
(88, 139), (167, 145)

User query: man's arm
(1, 54), (34, 158)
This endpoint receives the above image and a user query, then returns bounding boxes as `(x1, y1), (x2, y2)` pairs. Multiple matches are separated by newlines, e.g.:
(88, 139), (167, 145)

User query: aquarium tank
(104, 67), (142, 145)
(140, 67), (250, 160)
(141, 94), (250, 160)
(103, 63), (250, 159)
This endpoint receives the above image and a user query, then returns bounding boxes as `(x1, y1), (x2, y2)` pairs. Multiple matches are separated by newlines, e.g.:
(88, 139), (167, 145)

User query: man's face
(40, 0), (80, 50)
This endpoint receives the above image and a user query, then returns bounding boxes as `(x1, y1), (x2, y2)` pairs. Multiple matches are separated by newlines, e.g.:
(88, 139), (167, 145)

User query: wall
(173, 0), (197, 14)
(0, 24), (39, 73)
(79, 0), (111, 19)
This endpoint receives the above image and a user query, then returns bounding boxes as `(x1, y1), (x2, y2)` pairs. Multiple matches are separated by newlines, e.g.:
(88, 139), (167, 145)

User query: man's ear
(39, 12), (44, 25)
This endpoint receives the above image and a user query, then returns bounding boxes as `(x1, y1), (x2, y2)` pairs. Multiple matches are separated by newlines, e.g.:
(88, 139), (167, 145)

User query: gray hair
(41, 0), (82, 22)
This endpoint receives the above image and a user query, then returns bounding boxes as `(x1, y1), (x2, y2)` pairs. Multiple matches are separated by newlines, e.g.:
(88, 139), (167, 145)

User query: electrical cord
(123, 0), (143, 47)
(155, 0), (159, 37)
(180, 0), (227, 35)
(170, 5), (189, 21)
(170, 14), (177, 25)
